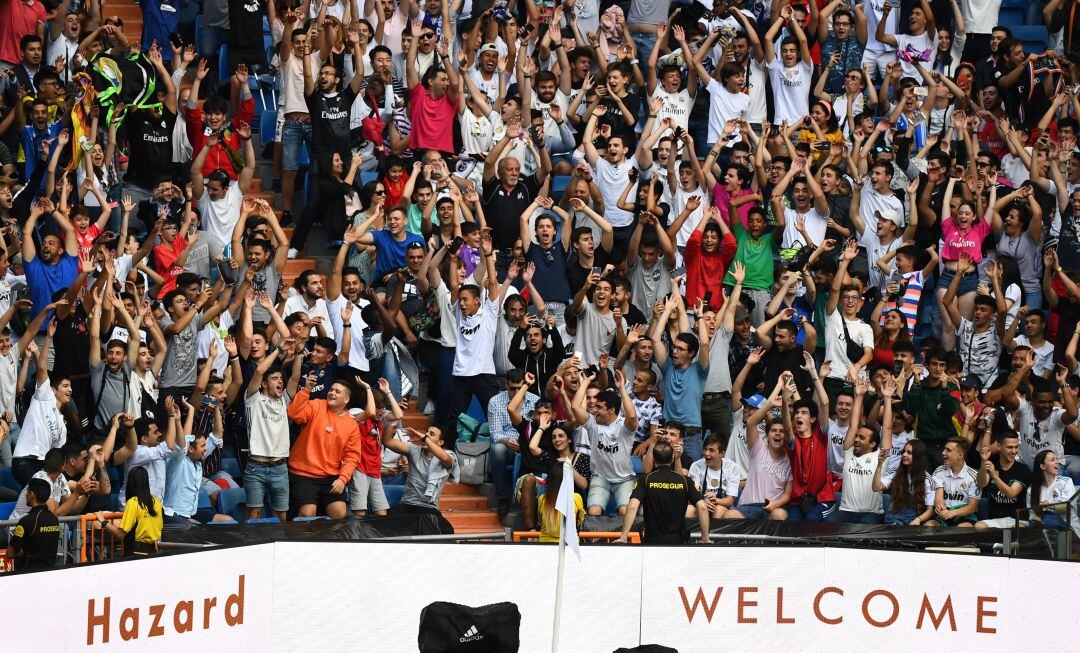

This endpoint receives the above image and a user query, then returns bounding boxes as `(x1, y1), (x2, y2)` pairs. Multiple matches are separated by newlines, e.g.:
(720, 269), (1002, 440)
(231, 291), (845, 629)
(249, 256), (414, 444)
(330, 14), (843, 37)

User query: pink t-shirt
(712, 185), (755, 230)
(738, 436), (792, 507)
(0, 0), (46, 64)
(408, 84), (456, 154)
(940, 216), (991, 263)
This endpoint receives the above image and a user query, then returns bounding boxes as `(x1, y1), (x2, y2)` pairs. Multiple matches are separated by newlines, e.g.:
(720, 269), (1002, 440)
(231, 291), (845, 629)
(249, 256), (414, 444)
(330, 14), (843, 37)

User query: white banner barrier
(0, 543), (275, 652)
(2, 542), (1078, 651)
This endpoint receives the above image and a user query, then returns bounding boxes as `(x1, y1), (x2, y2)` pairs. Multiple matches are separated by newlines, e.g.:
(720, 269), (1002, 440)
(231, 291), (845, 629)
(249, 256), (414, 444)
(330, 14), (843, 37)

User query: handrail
(79, 513), (124, 563)
(512, 531), (641, 543)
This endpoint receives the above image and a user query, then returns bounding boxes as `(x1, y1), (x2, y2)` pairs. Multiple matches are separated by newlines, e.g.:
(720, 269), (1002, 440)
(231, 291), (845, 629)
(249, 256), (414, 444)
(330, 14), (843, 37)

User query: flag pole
(552, 518), (566, 653)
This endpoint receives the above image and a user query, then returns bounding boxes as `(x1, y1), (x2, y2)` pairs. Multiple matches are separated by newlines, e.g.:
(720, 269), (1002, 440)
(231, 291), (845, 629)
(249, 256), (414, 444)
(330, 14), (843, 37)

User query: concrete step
(445, 510), (504, 530)
(443, 482), (481, 496)
(439, 495), (490, 512)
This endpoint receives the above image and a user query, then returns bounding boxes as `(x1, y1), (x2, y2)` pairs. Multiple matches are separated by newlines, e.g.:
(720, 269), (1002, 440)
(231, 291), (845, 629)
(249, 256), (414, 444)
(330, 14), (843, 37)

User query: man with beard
(467, 43), (502, 105)
(21, 199), (77, 332)
(283, 271), (332, 337)
(231, 201), (290, 324)
(972, 26), (1012, 88)
(829, 378), (893, 523)
(509, 315), (565, 396)
(327, 228), (371, 381)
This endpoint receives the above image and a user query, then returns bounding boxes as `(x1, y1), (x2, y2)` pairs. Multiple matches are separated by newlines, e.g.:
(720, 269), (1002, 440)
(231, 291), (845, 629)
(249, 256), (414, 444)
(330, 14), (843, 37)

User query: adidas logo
(459, 625), (484, 643)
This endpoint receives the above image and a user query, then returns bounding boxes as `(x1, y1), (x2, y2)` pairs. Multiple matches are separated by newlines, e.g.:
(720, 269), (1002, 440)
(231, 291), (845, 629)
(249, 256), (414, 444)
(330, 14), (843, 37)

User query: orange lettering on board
(814, 587), (843, 625)
(679, 587), (724, 623)
(776, 588), (795, 624)
(174, 601), (193, 633)
(861, 590), (899, 628)
(915, 595), (956, 632)
(737, 587), (758, 624)
(976, 596), (998, 634)
(119, 607), (139, 641)
(87, 597), (110, 645)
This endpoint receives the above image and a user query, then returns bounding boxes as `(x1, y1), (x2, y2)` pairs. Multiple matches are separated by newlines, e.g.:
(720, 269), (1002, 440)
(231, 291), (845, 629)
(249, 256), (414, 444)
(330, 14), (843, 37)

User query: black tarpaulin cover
(161, 514), (444, 546)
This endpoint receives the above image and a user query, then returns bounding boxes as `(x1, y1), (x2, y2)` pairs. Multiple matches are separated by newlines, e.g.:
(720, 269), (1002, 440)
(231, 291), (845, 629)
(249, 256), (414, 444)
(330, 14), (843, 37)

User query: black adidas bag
(418, 601), (521, 653)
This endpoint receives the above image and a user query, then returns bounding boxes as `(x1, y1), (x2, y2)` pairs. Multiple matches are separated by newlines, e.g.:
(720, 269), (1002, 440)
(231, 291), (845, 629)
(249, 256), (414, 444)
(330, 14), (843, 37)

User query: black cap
(959, 375), (981, 389)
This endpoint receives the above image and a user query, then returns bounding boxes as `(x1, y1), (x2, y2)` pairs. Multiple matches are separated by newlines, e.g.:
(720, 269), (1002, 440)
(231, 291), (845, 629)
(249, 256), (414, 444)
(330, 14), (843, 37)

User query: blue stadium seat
(260, 109), (278, 149)
(246, 517), (281, 524)
(551, 175), (570, 196)
(208, 517), (239, 524)
(216, 487), (247, 520)
(107, 466), (120, 485)
(220, 457), (242, 485)
(0, 467), (20, 493)
(292, 516), (329, 521)
(0, 501), (15, 520)
(198, 489), (213, 510)
(359, 171), (379, 185)
(632, 456), (644, 475)
(385, 484), (404, 507)
(194, 16), (203, 54)
(218, 44), (230, 85)
(1011, 25), (1050, 53)
(996, 7), (1025, 27)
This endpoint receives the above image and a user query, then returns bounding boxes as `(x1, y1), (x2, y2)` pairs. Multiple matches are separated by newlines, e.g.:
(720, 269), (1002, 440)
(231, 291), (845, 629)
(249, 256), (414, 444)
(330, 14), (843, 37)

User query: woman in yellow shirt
(97, 467), (163, 556)
(538, 462), (585, 543)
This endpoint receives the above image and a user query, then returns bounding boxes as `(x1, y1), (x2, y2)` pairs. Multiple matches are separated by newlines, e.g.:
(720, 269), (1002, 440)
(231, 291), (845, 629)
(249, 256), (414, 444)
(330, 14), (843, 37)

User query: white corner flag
(554, 458), (580, 560)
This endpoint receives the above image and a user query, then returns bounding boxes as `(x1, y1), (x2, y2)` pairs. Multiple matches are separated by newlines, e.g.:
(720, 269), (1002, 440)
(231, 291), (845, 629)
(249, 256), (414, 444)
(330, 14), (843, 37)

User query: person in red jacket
(684, 206), (737, 308)
(183, 58), (255, 181)
(286, 374), (363, 519)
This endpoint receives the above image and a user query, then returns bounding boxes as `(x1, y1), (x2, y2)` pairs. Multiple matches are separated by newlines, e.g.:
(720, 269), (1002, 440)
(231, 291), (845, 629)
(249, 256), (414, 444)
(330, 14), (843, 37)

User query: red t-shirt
(789, 425), (836, 504)
(75, 224), (103, 269)
(357, 417), (383, 477)
(684, 229), (737, 308)
(0, 0), (46, 65)
(153, 234), (187, 298)
(408, 85), (456, 154)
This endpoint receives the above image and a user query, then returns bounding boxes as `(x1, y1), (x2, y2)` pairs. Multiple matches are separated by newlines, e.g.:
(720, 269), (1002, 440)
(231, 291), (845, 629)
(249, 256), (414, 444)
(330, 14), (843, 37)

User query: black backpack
(418, 601), (521, 653)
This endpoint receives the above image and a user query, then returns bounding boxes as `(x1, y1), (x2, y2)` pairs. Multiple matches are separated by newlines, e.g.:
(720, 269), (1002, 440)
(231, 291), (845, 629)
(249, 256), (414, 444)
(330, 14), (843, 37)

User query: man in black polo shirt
(975, 430), (1031, 530)
(6, 478), (61, 571)
(617, 442), (711, 544)
(292, 26), (366, 253)
(123, 45), (178, 205)
(481, 127), (551, 278)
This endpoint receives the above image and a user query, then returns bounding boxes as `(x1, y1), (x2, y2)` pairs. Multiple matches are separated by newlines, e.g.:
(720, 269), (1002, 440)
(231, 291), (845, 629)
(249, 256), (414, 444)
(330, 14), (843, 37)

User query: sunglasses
(373, 189), (386, 195)
(976, 161), (992, 168)
(420, 32), (436, 39)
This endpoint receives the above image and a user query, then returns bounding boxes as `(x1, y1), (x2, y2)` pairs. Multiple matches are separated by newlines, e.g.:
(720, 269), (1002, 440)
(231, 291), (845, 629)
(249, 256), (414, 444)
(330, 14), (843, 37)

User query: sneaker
(423, 400), (435, 415)
(287, 248), (298, 259)
(496, 499), (510, 516)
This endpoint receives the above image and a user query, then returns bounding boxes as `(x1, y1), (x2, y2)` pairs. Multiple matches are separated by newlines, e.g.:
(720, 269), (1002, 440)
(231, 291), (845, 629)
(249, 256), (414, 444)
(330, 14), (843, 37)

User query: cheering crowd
(3, 0), (1080, 567)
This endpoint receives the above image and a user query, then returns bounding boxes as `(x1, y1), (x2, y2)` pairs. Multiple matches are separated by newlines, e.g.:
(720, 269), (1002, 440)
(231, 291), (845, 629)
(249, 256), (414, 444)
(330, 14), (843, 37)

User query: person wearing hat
(955, 374), (986, 429)
(850, 159), (907, 284)
(469, 43), (502, 105)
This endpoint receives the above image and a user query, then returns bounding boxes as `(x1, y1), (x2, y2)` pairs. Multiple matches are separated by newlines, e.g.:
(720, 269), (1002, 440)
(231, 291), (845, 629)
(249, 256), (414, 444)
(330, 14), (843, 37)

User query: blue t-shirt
(139, 0), (181, 60)
(661, 358), (708, 428)
(526, 241), (571, 303)
(370, 230), (425, 279)
(24, 253), (78, 332)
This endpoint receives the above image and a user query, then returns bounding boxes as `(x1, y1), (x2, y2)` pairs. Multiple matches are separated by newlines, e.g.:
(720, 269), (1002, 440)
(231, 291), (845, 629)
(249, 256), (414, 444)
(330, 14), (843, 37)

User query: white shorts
(348, 471), (389, 512)
(861, 50), (896, 81)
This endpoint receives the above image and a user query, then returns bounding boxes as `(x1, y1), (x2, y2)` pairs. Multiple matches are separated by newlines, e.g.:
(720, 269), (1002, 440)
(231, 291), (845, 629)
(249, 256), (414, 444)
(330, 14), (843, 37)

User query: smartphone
(703, 290), (713, 306)
(671, 265), (686, 277)
(592, 266), (601, 277)
(913, 86), (928, 97)
(449, 236), (465, 255)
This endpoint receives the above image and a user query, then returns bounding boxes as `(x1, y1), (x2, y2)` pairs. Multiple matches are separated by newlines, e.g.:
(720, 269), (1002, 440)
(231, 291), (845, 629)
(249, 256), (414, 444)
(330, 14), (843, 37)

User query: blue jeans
(787, 500), (837, 522)
(198, 26), (228, 77)
(244, 461), (290, 512)
(630, 32), (658, 77)
(682, 429), (704, 464)
(489, 442), (517, 504)
(885, 507), (916, 525)
(828, 510), (884, 524)
(281, 118), (313, 172)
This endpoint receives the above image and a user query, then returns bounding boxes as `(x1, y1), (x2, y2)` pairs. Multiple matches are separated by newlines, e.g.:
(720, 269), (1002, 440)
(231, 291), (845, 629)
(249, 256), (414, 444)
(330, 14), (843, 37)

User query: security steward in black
(616, 442), (712, 544)
(7, 478), (62, 571)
